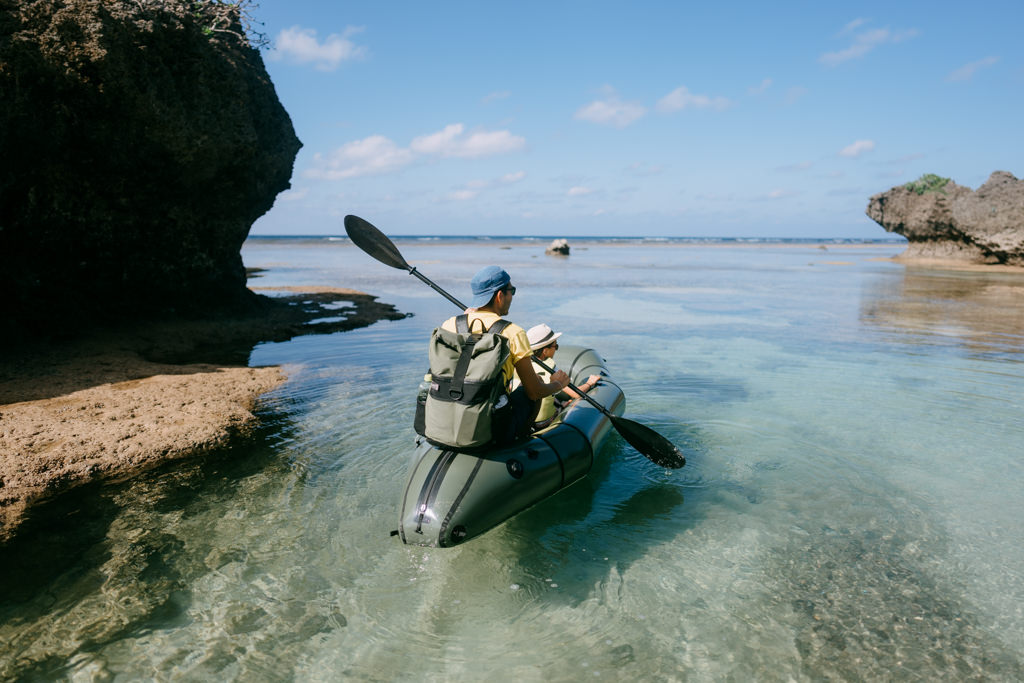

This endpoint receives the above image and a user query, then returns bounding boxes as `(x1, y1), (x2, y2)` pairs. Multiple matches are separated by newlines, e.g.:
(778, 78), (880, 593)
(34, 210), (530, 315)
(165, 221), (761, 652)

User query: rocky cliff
(865, 171), (1024, 265)
(0, 0), (301, 340)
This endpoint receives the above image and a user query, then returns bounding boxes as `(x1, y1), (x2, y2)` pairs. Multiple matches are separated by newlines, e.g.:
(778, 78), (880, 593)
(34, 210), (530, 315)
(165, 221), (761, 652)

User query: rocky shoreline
(0, 2), (411, 544)
(0, 288), (406, 544)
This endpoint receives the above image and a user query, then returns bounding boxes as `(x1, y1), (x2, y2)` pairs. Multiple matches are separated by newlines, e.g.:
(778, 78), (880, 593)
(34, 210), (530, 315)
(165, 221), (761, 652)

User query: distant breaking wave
(247, 235), (907, 245)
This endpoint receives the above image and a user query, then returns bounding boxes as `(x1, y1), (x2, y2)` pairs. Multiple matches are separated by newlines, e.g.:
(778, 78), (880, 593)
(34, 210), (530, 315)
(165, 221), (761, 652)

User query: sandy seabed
(0, 287), (405, 543)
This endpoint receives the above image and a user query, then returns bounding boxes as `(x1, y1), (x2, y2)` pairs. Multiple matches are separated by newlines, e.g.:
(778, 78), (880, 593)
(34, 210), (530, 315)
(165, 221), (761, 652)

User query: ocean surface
(3, 235), (1024, 680)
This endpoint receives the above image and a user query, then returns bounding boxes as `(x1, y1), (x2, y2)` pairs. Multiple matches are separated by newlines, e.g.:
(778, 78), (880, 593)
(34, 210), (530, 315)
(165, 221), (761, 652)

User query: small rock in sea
(545, 238), (570, 256)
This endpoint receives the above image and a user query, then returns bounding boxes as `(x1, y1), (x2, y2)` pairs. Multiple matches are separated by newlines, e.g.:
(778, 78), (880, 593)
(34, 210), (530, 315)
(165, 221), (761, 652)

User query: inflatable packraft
(397, 345), (624, 547)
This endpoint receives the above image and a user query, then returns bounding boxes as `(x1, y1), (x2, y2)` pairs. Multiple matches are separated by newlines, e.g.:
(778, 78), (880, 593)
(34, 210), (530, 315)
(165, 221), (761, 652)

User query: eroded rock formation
(545, 238), (570, 255)
(0, 0), (301, 340)
(865, 171), (1024, 265)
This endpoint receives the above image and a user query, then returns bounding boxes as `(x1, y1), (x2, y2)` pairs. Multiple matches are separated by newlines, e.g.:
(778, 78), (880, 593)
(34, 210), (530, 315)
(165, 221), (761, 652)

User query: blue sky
(249, 1), (1023, 238)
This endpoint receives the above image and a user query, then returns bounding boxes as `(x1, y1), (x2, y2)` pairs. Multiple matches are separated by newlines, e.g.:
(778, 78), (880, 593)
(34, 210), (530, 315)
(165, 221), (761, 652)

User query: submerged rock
(0, 0), (301, 340)
(546, 238), (571, 255)
(865, 171), (1024, 265)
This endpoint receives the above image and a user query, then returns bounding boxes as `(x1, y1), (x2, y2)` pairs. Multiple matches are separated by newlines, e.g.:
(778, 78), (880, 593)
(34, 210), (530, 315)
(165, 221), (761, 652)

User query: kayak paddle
(343, 214), (686, 469)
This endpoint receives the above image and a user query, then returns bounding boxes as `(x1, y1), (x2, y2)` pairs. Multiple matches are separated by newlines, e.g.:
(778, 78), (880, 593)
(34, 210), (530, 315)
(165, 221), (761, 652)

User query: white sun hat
(526, 323), (563, 351)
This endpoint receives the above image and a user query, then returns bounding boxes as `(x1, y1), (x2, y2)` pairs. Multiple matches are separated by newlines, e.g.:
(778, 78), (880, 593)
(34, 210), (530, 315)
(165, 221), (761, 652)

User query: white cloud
(304, 124), (524, 180)
(568, 186), (593, 196)
(457, 129), (527, 158)
(271, 26), (367, 70)
(574, 90), (647, 128)
(410, 124), (525, 158)
(305, 135), (414, 180)
(748, 78), (773, 95)
(657, 86), (731, 112)
(946, 56), (999, 82)
(820, 25), (918, 66)
(447, 189), (477, 201)
(839, 139), (876, 158)
(500, 171), (526, 184)
(410, 124), (463, 155)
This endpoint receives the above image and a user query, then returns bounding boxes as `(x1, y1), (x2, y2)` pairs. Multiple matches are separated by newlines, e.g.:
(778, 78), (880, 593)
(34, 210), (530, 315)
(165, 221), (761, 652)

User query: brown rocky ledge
(866, 171), (1024, 266)
(0, 288), (406, 543)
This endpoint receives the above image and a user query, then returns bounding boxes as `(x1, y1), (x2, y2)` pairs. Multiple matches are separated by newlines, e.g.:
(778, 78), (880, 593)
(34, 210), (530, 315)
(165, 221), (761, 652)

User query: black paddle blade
(611, 415), (686, 468)
(344, 215), (410, 271)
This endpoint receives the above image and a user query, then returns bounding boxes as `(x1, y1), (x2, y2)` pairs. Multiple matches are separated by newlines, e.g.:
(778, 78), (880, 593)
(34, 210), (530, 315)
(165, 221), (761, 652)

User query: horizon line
(246, 233), (907, 242)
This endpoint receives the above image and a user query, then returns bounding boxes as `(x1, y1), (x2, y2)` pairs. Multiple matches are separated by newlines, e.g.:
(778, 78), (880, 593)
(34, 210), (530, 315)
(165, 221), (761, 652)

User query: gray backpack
(423, 315), (511, 449)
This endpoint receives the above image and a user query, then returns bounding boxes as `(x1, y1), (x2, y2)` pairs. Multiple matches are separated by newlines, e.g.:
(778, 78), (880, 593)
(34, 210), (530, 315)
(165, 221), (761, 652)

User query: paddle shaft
(408, 266), (466, 310)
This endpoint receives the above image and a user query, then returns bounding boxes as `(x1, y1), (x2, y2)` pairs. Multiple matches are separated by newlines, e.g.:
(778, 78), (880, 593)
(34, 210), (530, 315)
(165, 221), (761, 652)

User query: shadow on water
(383, 421), (720, 677)
(0, 412), (298, 680)
(860, 264), (1024, 356)
(0, 290), (407, 404)
(490, 418), (712, 587)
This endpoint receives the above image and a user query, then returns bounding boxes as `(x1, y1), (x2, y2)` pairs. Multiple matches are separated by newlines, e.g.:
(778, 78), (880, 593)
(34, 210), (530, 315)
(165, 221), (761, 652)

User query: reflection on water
(3, 243), (1024, 680)
(861, 265), (1024, 356)
(0, 417), (306, 680)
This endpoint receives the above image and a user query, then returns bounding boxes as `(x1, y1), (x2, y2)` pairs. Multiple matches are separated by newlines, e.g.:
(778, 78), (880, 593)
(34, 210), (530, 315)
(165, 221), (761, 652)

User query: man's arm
(515, 356), (569, 401)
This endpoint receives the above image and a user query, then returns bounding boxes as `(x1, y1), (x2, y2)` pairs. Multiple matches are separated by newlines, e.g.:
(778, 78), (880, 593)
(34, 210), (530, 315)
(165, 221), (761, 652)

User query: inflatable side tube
(398, 437), (576, 547)
(557, 346), (609, 385)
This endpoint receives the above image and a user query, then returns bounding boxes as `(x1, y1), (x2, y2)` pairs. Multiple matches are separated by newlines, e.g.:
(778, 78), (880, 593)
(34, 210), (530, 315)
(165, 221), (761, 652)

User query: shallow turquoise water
(3, 239), (1023, 680)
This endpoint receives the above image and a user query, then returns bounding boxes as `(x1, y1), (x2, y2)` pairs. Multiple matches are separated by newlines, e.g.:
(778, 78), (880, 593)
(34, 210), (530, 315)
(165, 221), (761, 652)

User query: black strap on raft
(415, 449), (458, 534)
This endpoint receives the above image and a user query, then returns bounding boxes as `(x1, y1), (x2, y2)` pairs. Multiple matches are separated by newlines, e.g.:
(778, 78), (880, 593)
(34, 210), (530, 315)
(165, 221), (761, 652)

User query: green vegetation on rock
(904, 173), (951, 195)
(191, 0), (267, 47)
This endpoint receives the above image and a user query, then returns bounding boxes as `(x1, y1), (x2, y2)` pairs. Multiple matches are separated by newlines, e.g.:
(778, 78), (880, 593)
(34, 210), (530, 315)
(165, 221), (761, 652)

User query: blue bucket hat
(470, 265), (511, 308)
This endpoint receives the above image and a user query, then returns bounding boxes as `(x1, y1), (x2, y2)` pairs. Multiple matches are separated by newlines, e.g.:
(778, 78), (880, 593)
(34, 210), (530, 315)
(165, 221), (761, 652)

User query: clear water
(3, 238), (1024, 681)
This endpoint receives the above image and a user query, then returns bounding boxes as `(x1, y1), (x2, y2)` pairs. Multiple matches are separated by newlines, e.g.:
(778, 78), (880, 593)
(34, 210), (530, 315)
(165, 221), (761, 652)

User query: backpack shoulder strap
(487, 319), (511, 336)
(455, 314), (469, 334)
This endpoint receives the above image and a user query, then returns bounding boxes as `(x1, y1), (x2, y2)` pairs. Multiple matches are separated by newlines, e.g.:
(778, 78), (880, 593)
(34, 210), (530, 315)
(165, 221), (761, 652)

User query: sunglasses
(502, 285), (516, 296)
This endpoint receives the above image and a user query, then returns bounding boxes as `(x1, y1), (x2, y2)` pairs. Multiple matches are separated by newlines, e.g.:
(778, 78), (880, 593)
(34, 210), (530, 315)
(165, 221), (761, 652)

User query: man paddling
(440, 266), (569, 445)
